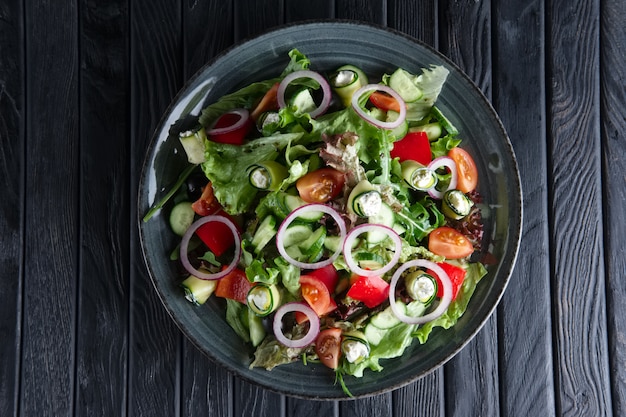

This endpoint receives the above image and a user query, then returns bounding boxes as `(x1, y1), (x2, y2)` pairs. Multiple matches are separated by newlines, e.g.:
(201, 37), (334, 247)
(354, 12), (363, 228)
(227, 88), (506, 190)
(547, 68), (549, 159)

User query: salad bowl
(138, 20), (522, 399)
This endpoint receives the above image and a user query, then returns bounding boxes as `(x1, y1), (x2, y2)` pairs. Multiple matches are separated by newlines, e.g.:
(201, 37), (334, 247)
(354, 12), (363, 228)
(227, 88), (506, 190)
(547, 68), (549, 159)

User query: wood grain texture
(492, 0), (557, 416)
(285, 0), (334, 21)
(233, 0), (283, 42)
(75, 1), (130, 416)
(547, 0), (612, 415)
(437, 2), (500, 416)
(0, 0), (23, 416)
(20, 0), (79, 415)
(600, 0), (626, 415)
(129, 0), (184, 416)
(335, 0), (386, 24)
(233, 380), (284, 417)
(388, 0), (438, 48)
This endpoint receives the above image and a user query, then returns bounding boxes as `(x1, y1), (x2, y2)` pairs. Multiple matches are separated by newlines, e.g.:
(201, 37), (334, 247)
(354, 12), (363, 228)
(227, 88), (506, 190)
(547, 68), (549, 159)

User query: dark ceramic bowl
(138, 21), (522, 399)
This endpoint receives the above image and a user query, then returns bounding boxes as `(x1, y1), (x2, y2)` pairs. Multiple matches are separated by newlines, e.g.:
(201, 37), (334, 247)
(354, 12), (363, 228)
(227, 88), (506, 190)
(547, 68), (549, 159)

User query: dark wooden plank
(492, 1), (557, 416)
(129, 0), (184, 415)
(180, 2), (237, 415)
(388, 0), (438, 48)
(547, 0), (612, 415)
(20, 0), (79, 415)
(437, 2), (500, 416)
(233, 0), (283, 42)
(0, 0), (24, 416)
(601, 0), (626, 415)
(335, 0), (387, 24)
(285, 0), (335, 21)
(74, 1), (131, 415)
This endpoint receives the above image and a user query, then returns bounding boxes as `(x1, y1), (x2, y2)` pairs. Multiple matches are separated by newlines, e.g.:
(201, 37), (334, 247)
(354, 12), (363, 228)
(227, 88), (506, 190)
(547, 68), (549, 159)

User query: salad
(145, 49), (488, 396)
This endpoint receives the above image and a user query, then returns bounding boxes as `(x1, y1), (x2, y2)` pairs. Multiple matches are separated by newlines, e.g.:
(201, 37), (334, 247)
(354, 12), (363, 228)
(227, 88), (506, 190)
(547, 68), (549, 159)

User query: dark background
(1, 0), (624, 416)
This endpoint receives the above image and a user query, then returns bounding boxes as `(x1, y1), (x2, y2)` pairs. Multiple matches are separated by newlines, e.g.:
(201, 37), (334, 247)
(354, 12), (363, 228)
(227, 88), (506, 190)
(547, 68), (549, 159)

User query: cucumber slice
(386, 110), (409, 140)
(367, 203), (395, 243)
(354, 252), (385, 270)
(430, 106), (459, 136)
(347, 180), (382, 217)
(364, 322), (387, 346)
(178, 127), (207, 164)
(298, 226), (327, 259)
(169, 201), (195, 236)
(291, 88), (316, 114)
(248, 311), (266, 347)
(388, 68), (423, 102)
(280, 224), (312, 247)
(283, 194), (323, 222)
(370, 301), (405, 329)
(250, 215), (277, 253)
(409, 122), (443, 140)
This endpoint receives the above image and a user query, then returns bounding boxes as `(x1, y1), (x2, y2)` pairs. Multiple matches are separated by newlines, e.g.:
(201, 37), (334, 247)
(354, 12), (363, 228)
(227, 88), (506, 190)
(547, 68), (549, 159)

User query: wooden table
(1, 0), (624, 415)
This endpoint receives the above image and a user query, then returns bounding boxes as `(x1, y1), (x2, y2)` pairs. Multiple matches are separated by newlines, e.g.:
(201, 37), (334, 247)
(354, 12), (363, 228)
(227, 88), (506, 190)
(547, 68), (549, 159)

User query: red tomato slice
(448, 147), (478, 193)
(369, 91), (402, 113)
(429, 262), (467, 300)
(299, 275), (334, 316)
(428, 226), (474, 259)
(251, 82), (280, 121)
(390, 131), (432, 165)
(346, 274), (390, 308)
(195, 212), (238, 257)
(315, 328), (342, 370)
(307, 264), (339, 293)
(296, 167), (345, 203)
(215, 268), (253, 304)
(191, 183), (222, 216)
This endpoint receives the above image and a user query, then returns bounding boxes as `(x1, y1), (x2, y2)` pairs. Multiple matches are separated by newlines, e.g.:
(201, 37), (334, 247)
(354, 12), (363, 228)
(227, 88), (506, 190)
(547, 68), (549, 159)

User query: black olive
(186, 171), (209, 201)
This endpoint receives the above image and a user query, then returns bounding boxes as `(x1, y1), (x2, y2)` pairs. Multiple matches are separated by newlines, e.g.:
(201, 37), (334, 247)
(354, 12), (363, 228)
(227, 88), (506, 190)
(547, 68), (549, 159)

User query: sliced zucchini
(178, 125), (207, 164)
(341, 331), (370, 363)
(405, 271), (438, 306)
(247, 283), (281, 317)
(181, 274), (218, 305)
(442, 189), (474, 220)
(347, 180), (382, 217)
(169, 201), (195, 236)
(401, 160), (437, 191)
(329, 68), (364, 107)
(250, 215), (277, 253)
(248, 161), (288, 191)
(388, 68), (423, 102)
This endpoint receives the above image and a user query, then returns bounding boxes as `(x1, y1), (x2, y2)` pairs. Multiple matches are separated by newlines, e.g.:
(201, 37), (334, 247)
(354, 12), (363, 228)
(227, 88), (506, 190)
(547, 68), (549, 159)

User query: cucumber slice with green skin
(298, 226), (327, 257)
(283, 194), (324, 222)
(388, 68), (423, 102)
(385, 110), (409, 140)
(364, 322), (387, 346)
(280, 224), (312, 247)
(250, 215), (277, 253)
(181, 274), (218, 305)
(409, 122), (443, 141)
(354, 252), (385, 270)
(442, 189), (474, 220)
(290, 88), (317, 114)
(430, 105), (459, 136)
(169, 201), (195, 236)
(367, 203), (396, 243)
(370, 301), (405, 329)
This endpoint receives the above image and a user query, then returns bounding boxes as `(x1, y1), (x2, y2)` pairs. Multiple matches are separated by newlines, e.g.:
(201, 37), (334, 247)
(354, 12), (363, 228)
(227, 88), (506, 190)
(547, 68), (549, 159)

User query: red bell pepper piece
(215, 267), (253, 304)
(194, 212), (238, 257)
(346, 274), (390, 308)
(306, 264), (339, 293)
(390, 131), (432, 166)
(208, 112), (252, 145)
(430, 262), (466, 300)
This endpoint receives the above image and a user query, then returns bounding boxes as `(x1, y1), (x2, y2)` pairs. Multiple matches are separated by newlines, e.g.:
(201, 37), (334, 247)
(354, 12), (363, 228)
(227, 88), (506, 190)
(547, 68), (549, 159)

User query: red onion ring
(351, 84), (407, 130)
(273, 302), (320, 348)
(342, 224), (402, 277)
(276, 204), (346, 270)
(179, 215), (241, 280)
(206, 108), (250, 135)
(277, 70), (332, 118)
(427, 156), (458, 199)
(389, 259), (453, 324)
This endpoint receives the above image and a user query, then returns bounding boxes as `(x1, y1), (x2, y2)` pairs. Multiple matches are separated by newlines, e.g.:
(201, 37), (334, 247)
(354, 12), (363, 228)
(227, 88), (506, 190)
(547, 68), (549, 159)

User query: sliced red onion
(427, 156), (459, 199)
(343, 224), (402, 277)
(273, 302), (320, 348)
(179, 215), (241, 280)
(389, 259), (453, 325)
(277, 70), (332, 118)
(207, 108), (250, 135)
(276, 204), (346, 270)
(351, 84), (407, 130)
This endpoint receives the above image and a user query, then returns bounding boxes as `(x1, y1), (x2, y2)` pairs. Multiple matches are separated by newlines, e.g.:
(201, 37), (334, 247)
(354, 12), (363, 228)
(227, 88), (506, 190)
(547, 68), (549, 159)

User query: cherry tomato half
(428, 226), (474, 259)
(369, 91), (403, 113)
(315, 328), (342, 370)
(296, 167), (345, 203)
(448, 147), (478, 193)
(299, 275), (333, 316)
